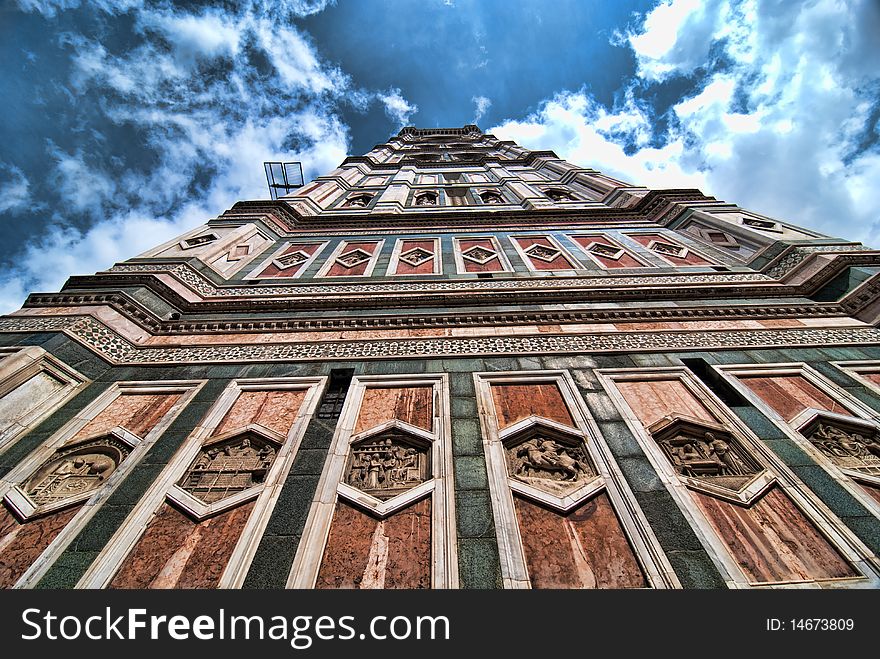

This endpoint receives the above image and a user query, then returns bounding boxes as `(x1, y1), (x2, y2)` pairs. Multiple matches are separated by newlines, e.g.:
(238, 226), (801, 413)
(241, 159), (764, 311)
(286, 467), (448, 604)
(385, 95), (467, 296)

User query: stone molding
(1, 314), (878, 365)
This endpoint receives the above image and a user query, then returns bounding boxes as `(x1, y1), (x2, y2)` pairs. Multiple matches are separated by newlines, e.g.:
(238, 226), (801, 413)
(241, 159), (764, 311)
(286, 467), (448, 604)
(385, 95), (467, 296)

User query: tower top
(397, 125), (482, 139)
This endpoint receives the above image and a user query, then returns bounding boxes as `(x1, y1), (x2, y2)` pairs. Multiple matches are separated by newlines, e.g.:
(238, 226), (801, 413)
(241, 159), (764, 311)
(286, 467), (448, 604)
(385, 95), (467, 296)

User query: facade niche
(414, 191), (438, 206)
(544, 188), (575, 201)
(344, 193), (373, 208)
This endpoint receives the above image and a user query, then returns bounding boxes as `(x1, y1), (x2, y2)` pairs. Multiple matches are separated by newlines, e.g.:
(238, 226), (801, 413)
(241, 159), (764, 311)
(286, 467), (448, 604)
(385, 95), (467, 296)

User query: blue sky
(0, 0), (878, 313)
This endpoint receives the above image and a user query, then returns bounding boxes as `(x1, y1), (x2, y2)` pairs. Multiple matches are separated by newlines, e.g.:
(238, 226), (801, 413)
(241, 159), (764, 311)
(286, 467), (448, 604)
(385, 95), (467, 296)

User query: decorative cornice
(219, 189), (717, 233)
(15, 290), (847, 336)
(0, 315), (877, 365)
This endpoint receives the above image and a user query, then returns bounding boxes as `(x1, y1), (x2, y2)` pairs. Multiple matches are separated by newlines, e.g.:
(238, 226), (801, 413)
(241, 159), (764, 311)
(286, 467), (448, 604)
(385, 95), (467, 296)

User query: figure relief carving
(25, 436), (130, 506)
(479, 191), (504, 204)
(508, 437), (592, 483)
(399, 247), (434, 267)
(335, 248), (373, 268)
(460, 244), (497, 264)
(807, 423), (880, 476)
(344, 434), (429, 500)
(650, 417), (761, 492)
(180, 430), (280, 503)
(524, 243), (562, 263)
(647, 240), (688, 258)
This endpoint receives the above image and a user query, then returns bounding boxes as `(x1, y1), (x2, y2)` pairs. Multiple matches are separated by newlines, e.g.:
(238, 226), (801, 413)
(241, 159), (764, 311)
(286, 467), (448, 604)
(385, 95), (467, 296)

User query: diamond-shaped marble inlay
(647, 240), (688, 259)
(399, 247), (434, 267)
(336, 248), (373, 268)
(524, 243), (562, 263)
(272, 250), (311, 270)
(586, 242), (624, 260)
(461, 245), (497, 265)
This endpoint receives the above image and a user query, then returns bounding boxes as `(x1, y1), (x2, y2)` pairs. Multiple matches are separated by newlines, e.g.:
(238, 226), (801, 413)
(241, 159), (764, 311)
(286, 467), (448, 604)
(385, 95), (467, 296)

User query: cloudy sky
(1, 0), (878, 313)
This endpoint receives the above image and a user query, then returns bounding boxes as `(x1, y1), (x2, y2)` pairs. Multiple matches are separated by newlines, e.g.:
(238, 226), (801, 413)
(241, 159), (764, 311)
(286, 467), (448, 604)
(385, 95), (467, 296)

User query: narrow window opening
(681, 358), (748, 407)
(317, 368), (355, 419)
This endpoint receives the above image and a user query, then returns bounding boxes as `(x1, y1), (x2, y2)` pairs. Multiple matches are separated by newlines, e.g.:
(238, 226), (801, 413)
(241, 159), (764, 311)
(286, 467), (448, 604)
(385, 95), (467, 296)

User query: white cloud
(472, 95), (491, 125)
(497, 0), (880, 246)
(0, 0), (352, 313)
(378, 88), (419, 127)
(0, 164), (30, 214)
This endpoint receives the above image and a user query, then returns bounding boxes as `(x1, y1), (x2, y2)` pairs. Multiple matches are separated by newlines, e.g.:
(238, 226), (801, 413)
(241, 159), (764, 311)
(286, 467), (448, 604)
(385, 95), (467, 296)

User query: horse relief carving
(506, 435), (593, 497)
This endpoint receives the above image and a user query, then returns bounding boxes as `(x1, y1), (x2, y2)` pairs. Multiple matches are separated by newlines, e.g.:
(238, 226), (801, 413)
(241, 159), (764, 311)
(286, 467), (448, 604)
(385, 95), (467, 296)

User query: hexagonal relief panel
(178, 426), (282, 504)
(647, 240), (688, 259)
(648, 416), (766, 499)
(504, 420), (594, 498)
(344, 429), (430, 501)
(793, 410), (880, 480)
(586, 241), (625, 260)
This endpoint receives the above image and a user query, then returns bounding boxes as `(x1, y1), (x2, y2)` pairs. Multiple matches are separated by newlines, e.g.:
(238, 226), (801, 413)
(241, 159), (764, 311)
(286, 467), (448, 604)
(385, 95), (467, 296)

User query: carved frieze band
(1, 315), (878, 365)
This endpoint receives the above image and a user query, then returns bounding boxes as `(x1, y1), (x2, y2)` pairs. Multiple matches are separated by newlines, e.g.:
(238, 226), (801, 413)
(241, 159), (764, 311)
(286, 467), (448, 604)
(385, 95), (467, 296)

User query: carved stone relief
(650, 417), (761, 494)
(585, 242), (625, 260)
(504, 425), (594, 498)
(461, 245), (497, 264)
(335, 248), (373, 268)
(179, 429), (281, 504)
(272, 250), (311, 270)
(414, 192), (437, 206)
(545, 188), (575, 202)
(344, 194), (373, 208)
(344, 433), (430, 500)
(523, 243), (562, 263)
(804, 422), (880, 478)
(647, 240), (688, 259)
(399, 247), (434, 267)
(479, 191), (504, 204)
(24, 435), (131, 507)
(179, 233), (219, 250)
